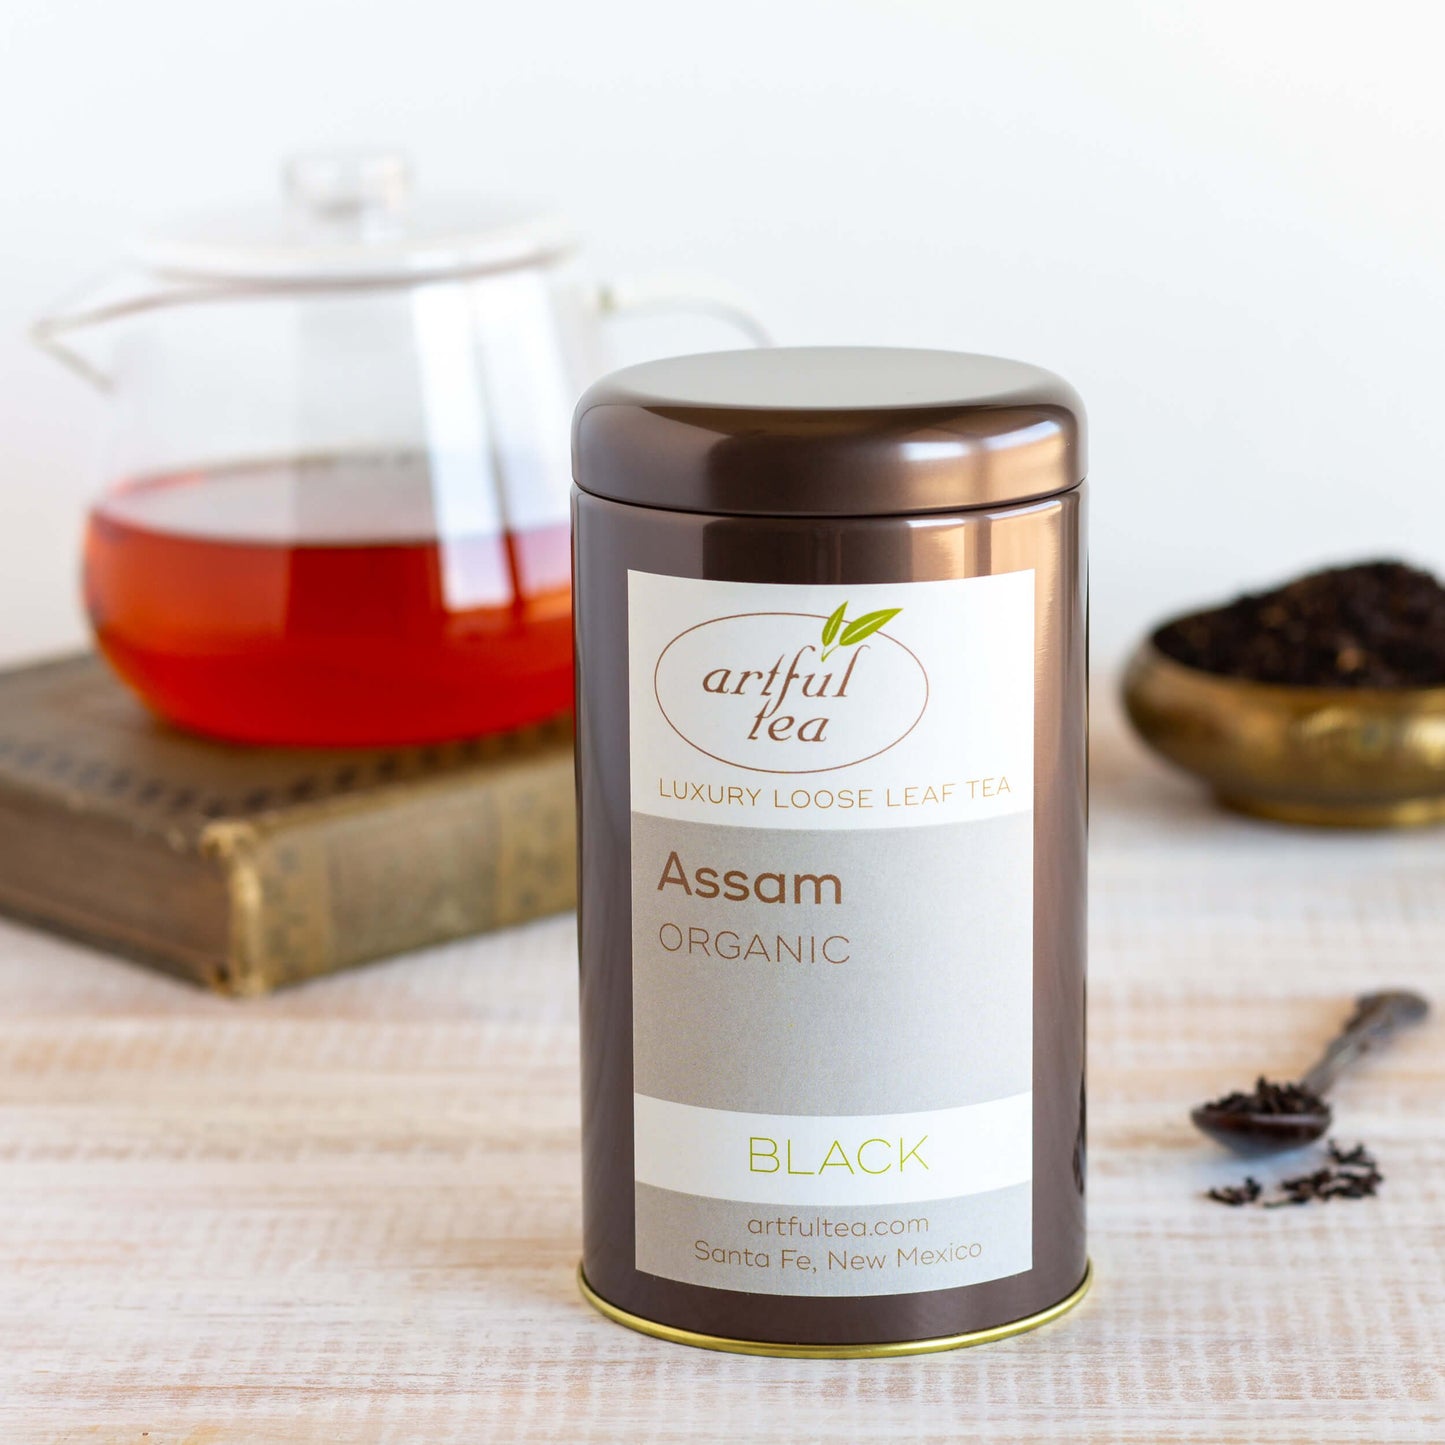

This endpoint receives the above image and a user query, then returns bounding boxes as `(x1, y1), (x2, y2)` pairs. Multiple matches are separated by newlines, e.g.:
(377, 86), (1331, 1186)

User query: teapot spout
(31, 269), (221, 391)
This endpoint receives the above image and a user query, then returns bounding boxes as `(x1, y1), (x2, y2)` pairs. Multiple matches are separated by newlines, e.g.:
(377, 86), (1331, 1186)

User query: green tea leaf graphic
(839, 607), (902, 647)
(821, 602), (847, 647)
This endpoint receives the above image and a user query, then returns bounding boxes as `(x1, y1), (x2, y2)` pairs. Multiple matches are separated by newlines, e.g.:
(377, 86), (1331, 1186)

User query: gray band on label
(632, 811), (1033, 1115)
(636, 1181), (1032, 1298)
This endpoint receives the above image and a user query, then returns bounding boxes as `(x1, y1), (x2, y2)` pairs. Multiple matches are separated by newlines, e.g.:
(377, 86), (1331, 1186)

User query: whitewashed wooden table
(3, 698), (1442, 1443)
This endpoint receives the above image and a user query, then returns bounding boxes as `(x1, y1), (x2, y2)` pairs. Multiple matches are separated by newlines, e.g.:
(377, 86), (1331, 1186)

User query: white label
(629, 570), (1035, 1298)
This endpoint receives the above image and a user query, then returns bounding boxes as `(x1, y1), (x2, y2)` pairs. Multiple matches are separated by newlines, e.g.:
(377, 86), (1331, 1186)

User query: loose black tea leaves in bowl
(1206, 1141), (1383, 1209)
(1155, 560), (1445, 687)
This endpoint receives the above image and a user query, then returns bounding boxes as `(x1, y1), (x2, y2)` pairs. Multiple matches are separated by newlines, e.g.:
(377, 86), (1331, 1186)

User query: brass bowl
(1121, 639), (1445, 827)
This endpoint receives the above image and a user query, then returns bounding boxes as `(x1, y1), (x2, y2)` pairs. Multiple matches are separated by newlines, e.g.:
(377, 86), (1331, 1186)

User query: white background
(1, 0), (1442, 669)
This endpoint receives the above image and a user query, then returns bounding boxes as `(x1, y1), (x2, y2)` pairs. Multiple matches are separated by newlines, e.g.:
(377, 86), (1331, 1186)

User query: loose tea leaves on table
(1201, 1076), (1325, 1118)
(1206, 1177), (1263, 1207)
(1263, 1141), (1384, 1208)
(1155, 560), (1445, 687)
(1206, 1141), (1383, 1209)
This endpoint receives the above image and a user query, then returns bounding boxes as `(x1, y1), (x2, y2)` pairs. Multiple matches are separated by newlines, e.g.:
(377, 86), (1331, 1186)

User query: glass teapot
(34, 152), (766, 747)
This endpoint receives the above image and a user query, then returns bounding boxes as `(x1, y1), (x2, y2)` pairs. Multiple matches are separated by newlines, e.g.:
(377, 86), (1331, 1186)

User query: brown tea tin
(572, 347), (1089, 1356)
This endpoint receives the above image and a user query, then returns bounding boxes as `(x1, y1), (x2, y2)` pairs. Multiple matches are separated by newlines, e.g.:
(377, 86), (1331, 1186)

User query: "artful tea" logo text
(653, 603), (928, 774)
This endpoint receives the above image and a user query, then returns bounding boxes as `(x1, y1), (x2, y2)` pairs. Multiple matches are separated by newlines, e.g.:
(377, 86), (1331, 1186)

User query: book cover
(0, 656), (575, 994)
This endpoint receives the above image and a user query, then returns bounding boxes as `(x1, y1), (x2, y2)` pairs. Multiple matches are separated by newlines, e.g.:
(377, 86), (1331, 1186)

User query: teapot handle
(593, 274), (771, 347)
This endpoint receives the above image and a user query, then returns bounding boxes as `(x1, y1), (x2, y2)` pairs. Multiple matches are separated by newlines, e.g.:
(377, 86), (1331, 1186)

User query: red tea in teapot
(84, 453), (573, 746)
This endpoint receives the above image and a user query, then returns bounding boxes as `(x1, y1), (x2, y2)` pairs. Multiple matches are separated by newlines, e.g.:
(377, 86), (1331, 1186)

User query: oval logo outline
(652, 610), (930, 775)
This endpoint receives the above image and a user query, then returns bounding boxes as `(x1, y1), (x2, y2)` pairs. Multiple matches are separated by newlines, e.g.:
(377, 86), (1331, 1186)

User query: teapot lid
(133, 151), (576, 284)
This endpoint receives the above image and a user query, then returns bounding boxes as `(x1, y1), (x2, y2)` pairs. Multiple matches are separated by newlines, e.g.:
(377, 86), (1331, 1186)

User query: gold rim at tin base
(577, 1261), (1093, 1359)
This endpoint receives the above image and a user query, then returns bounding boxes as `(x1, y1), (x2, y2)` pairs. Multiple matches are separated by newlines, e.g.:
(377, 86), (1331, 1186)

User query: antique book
(0, 655), (575, 994)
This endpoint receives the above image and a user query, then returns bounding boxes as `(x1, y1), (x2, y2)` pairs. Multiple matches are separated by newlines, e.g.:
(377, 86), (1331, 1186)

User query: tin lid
(572, 346), (1085, 517)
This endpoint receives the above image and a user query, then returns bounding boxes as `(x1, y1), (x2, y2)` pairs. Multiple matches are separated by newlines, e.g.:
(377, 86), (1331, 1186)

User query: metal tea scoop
(1191, 990), (1429, 1155)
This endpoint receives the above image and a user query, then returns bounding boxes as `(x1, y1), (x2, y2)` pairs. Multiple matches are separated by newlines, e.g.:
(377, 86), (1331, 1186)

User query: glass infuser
(34, 152), (767, 746)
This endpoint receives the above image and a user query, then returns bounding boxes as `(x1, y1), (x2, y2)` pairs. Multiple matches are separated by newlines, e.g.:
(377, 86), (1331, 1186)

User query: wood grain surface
(3, 699), (1442, 1443)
